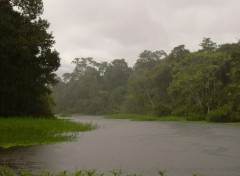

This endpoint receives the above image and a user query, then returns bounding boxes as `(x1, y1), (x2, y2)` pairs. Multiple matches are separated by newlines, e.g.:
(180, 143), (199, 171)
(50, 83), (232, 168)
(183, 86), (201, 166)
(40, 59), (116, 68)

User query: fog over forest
(53, 39), (240, 122)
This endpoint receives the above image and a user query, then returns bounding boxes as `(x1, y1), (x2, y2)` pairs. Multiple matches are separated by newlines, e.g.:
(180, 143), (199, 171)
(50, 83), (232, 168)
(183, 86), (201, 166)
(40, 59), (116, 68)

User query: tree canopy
(0, 0), (60, 117)
(53, 39), (240, 122)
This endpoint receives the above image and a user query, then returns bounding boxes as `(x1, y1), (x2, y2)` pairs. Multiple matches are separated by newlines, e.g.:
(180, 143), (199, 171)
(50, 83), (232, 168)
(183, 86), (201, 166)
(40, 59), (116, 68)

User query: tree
(167, 45), (190, 63)
(0, 0), (60, 117)
(11, 0), (44, 20)
(104, 59), (132, 90)
(52, 58), (132, 114)
(168, 40), (235, 120)
(52, 38), (240, 122)
(102, 59), (132, 113)
(217, 43), (240, 121)
(53, 58), (112, 114)
(123, 50), (170, 115)
(134, 50), (167, 71)
(199, 38), (217, 52)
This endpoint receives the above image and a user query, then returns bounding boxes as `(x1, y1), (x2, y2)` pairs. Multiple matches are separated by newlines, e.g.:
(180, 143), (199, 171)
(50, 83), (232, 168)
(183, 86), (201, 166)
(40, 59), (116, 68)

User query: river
(1, 115), (240, 176)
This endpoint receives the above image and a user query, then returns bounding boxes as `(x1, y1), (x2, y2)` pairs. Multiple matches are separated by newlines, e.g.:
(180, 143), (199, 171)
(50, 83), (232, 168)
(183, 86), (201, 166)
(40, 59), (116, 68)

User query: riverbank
(105, 114), (240, 125)
(106, 114), (192, 122)
(0, 118), (96, 148)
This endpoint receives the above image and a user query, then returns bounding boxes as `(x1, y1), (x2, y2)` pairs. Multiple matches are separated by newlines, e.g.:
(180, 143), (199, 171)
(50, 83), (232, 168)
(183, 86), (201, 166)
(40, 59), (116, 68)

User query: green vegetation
(1, 1), (240, 123)
(0, 118), (96, 148)
(227, 123), (240, 126)
(53, 39), (240, 123)
(59, 113), (73, 117)
(0, 0), (60, 118)
(1, 0), (239, 123)
(105, 114), (187, 122)
(105, 114), (240, 124)
(0, 166), (202, 176)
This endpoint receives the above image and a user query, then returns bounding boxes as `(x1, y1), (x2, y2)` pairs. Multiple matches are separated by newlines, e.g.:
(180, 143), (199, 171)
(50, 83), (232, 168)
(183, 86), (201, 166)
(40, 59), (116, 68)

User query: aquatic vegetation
(158, 170), (166, 176)
(0, 118), (96, 148)
(0, 166), (202, 176)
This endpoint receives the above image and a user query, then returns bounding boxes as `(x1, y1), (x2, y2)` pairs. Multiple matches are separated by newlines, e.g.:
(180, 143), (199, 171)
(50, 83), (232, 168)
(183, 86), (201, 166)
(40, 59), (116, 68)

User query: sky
(42, 0), (240, 76)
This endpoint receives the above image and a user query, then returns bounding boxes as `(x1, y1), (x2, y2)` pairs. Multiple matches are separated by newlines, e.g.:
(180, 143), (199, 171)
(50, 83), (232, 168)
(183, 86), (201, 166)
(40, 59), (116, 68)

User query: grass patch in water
(105, 114), (188, 122)
(0, 118), (96, 148)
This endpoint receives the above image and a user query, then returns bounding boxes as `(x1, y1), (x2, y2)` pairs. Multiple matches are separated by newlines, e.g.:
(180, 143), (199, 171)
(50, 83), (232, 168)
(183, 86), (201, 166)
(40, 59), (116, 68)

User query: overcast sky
(42, 0), (240, 76)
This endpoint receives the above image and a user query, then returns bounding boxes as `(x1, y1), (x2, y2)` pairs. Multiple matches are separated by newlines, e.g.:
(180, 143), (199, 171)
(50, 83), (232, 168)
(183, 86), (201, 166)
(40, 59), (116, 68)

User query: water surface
(1, 116), (240, 176)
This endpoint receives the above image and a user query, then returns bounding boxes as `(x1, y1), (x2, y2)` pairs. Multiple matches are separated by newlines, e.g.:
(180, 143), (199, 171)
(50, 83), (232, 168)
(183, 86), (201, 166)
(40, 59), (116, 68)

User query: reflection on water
(1, 116), (240, 176)
(0, 146), (44, 173)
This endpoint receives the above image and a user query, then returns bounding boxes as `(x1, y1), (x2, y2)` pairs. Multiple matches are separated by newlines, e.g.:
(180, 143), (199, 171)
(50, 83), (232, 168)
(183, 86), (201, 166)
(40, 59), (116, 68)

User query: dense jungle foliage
(53, 38), (240, 122)
(0, 0), (60, 117)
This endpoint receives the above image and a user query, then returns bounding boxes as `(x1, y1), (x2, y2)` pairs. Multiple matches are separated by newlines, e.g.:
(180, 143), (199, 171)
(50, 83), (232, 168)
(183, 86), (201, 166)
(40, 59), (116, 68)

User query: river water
(1, 116), (240, 176)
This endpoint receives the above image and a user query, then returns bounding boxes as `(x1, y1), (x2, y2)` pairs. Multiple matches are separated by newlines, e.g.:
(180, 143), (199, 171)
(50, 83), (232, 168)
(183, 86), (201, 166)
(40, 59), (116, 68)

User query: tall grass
(228, 123), (240, 126)
(105, 114), (187, 122)
(0, 118), (96, 148)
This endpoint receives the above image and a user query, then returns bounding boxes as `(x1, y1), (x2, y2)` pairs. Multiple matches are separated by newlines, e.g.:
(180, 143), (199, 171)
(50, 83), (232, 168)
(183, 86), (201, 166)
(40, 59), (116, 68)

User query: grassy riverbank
(105, 114), (188, 122)
(105, 114), (240, 126)
(0, 118), (96, 148)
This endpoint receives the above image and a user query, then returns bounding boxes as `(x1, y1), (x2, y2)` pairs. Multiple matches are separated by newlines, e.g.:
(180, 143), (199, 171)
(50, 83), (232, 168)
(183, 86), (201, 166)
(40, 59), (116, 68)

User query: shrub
(186, 113), (205, 121)
(171, 106), (187, 116)
(206, 104), (232, 122)
(154, 103), (172, 117)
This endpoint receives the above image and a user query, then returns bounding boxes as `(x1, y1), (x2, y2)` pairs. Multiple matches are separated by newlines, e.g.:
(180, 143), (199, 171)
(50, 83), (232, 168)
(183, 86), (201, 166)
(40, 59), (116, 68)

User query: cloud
(42, 0), (240, 76)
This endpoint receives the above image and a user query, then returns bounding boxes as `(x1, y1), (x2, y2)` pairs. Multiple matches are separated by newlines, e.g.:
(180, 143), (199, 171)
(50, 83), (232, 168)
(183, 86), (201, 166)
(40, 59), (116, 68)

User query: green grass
(59, 113), (72, 117)
(105, 114), (188, 122)
(105, 114), (240, 125)
(0, 118), (96, 148)
(227, 122), (240, 126)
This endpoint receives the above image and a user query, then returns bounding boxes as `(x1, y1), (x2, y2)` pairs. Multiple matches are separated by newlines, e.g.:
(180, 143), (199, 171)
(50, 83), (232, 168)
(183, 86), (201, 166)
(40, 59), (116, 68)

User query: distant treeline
(53, 38), (240, 122)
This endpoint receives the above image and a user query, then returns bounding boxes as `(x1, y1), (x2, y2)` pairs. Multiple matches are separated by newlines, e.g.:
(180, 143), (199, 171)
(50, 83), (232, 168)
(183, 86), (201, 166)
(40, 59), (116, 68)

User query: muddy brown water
(1, 116), (240, 176)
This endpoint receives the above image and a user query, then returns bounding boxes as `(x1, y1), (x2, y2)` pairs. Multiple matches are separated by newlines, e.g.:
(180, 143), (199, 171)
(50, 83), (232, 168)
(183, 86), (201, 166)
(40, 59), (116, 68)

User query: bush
(171, 106), (187, 116)
(206, 105), (232, 122)
(231, 113), (240, 122)
(186, 113), (205, 121)
(154, 103), (172, 117)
